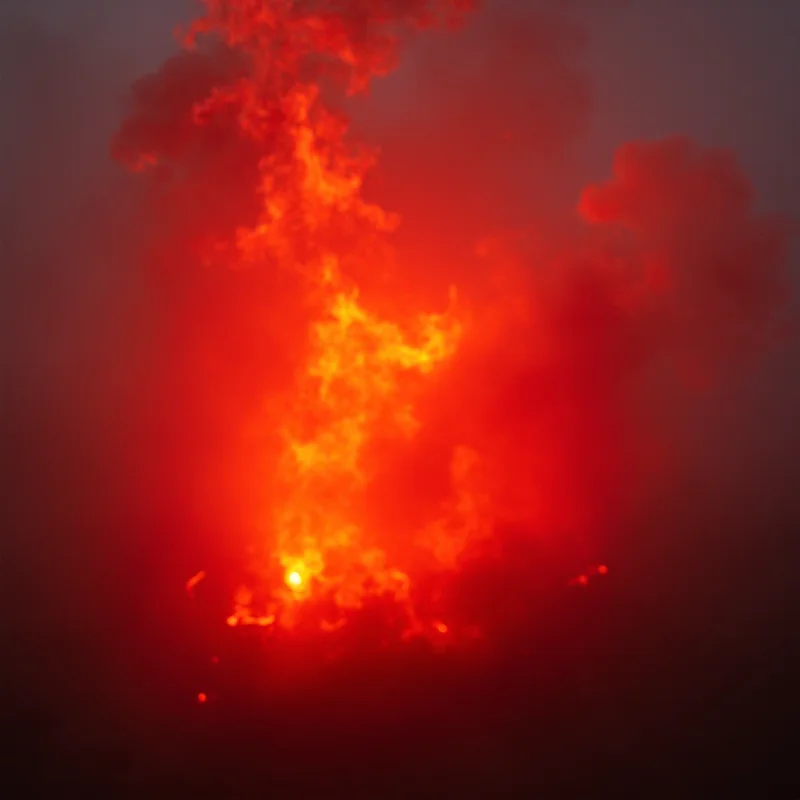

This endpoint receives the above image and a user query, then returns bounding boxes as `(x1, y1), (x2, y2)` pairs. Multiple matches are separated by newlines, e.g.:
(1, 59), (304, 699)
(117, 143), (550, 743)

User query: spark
(185, 570), (206, 599)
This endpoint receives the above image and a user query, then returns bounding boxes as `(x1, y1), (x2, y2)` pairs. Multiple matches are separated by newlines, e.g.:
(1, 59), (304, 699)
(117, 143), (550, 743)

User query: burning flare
(155, 0), (479, 637)
(116, 1), (788, 650)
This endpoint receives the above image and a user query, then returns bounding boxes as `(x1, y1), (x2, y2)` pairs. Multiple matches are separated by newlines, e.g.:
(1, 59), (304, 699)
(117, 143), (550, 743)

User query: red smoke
(112, 0), (792, 647)
(580, 137), (790, 381)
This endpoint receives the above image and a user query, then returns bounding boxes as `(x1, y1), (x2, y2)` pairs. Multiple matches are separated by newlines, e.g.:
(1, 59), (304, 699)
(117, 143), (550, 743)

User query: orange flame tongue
(264, 270), (461, 626)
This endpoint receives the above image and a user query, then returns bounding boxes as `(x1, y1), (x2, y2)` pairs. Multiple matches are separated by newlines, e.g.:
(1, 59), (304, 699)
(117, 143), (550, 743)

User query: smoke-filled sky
(3, 0), (799, 774)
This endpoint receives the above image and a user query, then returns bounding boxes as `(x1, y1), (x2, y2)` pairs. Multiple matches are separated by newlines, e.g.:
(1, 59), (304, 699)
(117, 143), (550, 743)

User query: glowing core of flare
(287, 570), (303, 589)
(171, 0), (482, 639)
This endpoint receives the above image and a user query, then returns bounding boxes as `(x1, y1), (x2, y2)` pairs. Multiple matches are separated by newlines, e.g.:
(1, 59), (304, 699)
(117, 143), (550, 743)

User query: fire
(119, 1), (634, 646)
(158, 1), (475, 638)
(286, 570), (303, 589)
(111, 0), (795, 668)
(264, 275), (461, 616)
(226, 267), (462, 629)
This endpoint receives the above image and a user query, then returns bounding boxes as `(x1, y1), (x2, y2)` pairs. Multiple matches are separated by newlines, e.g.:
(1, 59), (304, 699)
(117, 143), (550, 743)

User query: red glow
(115, 1), (792, 653)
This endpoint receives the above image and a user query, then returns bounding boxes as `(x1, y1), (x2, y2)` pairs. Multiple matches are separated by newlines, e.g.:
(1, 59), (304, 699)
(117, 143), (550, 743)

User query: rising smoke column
(114, 1), (793, 646)
(114, 0), (481, 639)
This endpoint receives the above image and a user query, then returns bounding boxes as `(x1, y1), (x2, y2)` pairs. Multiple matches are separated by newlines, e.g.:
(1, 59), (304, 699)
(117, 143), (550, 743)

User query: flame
(151, 1), (604, 643)
(165, 2), (477, 638)
(261, 274), (462, 624)
(113, 1), (792, 661)
(225, 266), (463, 630)
(286, 570), (303, 589)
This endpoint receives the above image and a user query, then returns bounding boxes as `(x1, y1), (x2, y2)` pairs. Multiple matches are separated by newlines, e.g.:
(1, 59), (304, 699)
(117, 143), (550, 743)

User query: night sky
(3, 1), (799, 795)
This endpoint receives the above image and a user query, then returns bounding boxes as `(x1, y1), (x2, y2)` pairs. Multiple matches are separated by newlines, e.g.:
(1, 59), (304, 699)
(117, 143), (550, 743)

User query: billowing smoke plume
(108, 0), (793, 638)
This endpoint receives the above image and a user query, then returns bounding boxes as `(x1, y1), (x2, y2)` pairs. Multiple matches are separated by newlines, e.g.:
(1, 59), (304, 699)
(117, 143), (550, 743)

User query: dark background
(3, 0), (799, 795)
